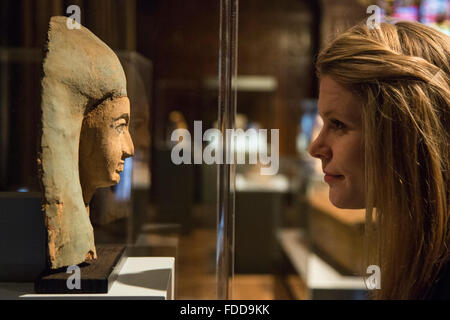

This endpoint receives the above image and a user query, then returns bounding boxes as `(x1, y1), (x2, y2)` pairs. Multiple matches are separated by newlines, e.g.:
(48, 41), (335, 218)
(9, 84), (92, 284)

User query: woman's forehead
(318, 76), (361, 120)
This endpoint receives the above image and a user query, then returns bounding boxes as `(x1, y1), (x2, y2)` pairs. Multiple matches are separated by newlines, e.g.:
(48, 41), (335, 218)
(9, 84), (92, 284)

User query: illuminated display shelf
(0, 257), (174, 300)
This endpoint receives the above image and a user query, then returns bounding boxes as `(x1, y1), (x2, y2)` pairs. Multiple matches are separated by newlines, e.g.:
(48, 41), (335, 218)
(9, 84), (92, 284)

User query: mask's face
(308, 76), (365, 209)
(79, 96), (134, 200)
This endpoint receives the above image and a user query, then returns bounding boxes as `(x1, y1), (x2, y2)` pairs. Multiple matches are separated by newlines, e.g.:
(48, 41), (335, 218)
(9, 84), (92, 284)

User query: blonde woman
(308, 21), (449, 299)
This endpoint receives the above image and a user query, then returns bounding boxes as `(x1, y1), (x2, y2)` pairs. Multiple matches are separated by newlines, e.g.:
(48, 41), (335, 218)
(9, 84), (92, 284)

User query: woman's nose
(308, 131), (330, 160)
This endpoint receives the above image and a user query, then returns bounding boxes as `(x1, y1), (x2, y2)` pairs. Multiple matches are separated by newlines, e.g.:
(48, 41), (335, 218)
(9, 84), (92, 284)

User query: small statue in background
(39, 16), (134, 269)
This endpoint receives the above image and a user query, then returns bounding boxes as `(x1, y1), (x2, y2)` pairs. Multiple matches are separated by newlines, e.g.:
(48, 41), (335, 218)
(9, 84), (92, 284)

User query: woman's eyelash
(330, 119), (346, 130)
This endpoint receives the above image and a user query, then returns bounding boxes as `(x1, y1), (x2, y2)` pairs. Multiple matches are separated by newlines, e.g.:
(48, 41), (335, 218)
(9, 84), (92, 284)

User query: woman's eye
(330, 119), (346, 130)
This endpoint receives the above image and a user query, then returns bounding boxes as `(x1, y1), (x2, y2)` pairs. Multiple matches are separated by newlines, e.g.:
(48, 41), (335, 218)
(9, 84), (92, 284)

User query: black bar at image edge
(1, 299), (447, 318)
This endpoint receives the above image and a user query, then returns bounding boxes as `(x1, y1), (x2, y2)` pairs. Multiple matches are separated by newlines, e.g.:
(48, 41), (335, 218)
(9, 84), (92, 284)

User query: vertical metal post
(217, 0), (238, 300)
(0, 49), (9, 189)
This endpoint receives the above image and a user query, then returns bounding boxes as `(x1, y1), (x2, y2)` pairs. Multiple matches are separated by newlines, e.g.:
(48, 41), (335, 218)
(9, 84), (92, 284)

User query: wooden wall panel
(137, 0), (319, 156)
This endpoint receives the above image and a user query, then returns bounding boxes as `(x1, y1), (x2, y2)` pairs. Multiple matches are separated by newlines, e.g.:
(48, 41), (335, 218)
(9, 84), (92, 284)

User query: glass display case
(0, 0), (239, 300)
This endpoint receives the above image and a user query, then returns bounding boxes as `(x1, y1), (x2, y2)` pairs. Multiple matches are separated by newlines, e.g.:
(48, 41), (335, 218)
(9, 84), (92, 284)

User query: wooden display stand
(35, 245), (126, 294)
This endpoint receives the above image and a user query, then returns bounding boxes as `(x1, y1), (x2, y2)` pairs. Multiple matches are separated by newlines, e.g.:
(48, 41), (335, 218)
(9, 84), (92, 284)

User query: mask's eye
(114, 119), (127, 133)
(116, 124), (126, 133)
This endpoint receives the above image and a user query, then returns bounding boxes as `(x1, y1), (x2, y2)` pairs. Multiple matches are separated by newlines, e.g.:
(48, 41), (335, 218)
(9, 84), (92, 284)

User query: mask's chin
(111, 172), (121, 184)
(96, 172), (121, 188)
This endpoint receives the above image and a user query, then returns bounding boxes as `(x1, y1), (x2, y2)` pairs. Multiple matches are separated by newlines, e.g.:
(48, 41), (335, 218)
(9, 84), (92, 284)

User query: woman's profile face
(79, 96), (134, 194)
(308, 76), (365, 209)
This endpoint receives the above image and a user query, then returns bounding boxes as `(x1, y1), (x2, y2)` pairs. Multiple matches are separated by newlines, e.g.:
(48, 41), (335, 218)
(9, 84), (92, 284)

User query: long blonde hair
(316, 21), (450, 299)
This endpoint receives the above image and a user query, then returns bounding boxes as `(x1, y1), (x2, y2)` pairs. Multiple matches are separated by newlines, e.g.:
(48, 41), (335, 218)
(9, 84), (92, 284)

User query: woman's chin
(329, 190), (365, 209)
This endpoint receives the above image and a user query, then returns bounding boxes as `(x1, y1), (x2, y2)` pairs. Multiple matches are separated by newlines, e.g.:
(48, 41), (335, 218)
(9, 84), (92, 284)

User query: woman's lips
(324, 174), (344, 183)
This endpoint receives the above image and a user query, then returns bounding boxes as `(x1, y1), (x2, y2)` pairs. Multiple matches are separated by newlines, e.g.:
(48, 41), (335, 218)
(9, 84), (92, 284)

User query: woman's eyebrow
(321, 110), (334, 118)
(319, 109), (339, 119)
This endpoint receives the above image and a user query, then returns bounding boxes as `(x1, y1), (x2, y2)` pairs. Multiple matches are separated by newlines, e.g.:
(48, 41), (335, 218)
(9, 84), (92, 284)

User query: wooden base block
(34, 245), (126, 294)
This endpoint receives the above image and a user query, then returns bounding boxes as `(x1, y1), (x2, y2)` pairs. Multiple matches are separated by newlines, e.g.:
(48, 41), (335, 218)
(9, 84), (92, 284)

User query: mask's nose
(123, 131), (134, 158)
